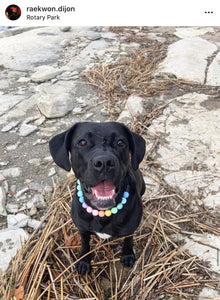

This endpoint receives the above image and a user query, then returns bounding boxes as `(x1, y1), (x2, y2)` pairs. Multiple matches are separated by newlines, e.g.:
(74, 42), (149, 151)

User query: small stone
(6, 203), (19, 214)
(0, 228), (29, 273)
(33, 116), (46, 126)
(0, 161), (9, 167)
(80, 30), (101, 41)
(37, 85), (74, 118)
(7, 213), (30, 228)
(72, 107), (83, 114)
(17, 77), (30, 83)
(19, 124), (38, 137)
(59, 26), (71, 32)
(117, 95), (146, 123)
(32, 139), (47, 146)
(0, 186), (7, 216)
(28, 182), (43, 192)
(28, 219), (41, 229)
(60, 39), (71, 47)
(28, 158), (41, 166)
(29, 206), (37, 217)
(7, 141), (20, 151)
(1, 167), (22, 178)
(100, 109), (110, 116)
(84, 112), (94, 119)
(48, 167), (56, 177)
(26, 194), (45, 209)
(16, 187), (29, 198)
(1, 120), (20, 132)
(31, 66), (62, 83)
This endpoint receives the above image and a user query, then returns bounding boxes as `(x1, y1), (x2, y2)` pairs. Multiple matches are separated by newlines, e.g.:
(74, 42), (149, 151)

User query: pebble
(26, 194), (45, 209)
(7, 213), (30, 228)
(79, 30), (101, 41)
(28, 158), (41, 166)
(16, 187), (29, 198)
(59, 26), (71, 32)
(1, 167), (22, 178)
(19, 123), (38, 137)
(1, 120), (20, 132)
(6, 203), (19, 214)
(31, 65), (62, 83)
(27, 219), (41, 229)
(48, 167), (56, 177)
(29, 182), (43, 192)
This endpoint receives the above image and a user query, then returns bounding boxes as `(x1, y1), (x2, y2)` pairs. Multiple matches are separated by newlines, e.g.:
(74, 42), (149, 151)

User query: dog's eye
(78, 139), (87, 147)
(117, 139), (125, 147)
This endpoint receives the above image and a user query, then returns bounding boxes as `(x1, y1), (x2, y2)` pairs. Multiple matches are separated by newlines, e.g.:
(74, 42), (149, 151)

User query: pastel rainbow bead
(111, 207), (118, 214)
(99, 211), (105, 217)
(105, 210), (112, 217)
(87, 206), (93, 213)
(92, 209), (99, 216)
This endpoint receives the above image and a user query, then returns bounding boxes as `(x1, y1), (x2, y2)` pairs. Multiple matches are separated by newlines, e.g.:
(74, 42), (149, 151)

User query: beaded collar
(76, 179), (129, 217)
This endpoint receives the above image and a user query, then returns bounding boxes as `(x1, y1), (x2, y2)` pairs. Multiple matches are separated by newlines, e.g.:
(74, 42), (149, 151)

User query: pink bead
(87, 206), (93, 213)
(92, 210), (99, 216)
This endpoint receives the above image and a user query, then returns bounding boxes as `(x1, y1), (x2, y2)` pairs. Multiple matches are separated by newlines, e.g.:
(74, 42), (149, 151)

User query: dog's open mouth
(84, 180), (117, 210)
(91, 180), (115, 201)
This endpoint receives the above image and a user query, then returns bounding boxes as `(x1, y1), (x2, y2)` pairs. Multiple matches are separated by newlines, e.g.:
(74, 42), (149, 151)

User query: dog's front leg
(75, 231), (91, 275)
(121, 236), (135, 268)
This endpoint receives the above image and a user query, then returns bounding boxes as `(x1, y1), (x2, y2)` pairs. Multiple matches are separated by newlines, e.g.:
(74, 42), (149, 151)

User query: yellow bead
(105, 210), (112, 217)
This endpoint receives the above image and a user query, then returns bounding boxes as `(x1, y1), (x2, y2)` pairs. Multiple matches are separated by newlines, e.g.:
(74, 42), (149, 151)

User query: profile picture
(5, 4), (21, 20)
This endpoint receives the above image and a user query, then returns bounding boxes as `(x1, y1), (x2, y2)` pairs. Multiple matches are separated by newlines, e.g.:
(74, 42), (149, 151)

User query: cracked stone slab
(149, 93), (220, 172)
(0, 228), (29, 273)
(158, 37), (217, 84)
(149, 93), (220, 208)
(181, 234), (220, 274)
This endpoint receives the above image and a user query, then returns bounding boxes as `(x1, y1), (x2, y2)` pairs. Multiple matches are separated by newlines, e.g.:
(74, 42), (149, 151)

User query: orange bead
(99, 210), (105, 217)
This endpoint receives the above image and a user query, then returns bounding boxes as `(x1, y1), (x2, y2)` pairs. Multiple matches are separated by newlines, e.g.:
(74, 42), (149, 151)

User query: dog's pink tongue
(91, 180), (115, 198)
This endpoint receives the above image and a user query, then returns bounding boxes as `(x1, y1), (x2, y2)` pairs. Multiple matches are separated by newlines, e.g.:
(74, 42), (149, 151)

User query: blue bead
(77, 179), (80, 185)
(77, 190), (83, 197)
(123, 191), (129, 198)
(79, 196), (84, 203)
(117, 203), (123, 210)
(121, 198), (127, 205)
(77, 185), (82, 191)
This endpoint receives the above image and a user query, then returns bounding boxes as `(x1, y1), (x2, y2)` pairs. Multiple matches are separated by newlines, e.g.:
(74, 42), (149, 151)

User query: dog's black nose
(93, 156), (115, 172)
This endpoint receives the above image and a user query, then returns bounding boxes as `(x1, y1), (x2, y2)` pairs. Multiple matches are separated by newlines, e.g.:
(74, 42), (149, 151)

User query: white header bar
(0, 0), (219, 26)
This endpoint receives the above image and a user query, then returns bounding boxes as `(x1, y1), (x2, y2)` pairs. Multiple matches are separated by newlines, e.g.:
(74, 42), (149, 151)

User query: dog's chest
(95, 232), (111, 239)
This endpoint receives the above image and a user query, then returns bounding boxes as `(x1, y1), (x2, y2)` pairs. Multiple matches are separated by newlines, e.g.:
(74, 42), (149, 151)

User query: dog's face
(49, 122), (145, 210)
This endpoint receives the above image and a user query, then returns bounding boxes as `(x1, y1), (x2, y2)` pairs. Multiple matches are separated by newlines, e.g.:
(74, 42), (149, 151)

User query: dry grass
(1, 176), (219, 300)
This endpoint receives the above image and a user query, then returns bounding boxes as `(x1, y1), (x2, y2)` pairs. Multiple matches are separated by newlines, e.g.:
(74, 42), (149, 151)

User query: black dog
(49, 122), (146, 275)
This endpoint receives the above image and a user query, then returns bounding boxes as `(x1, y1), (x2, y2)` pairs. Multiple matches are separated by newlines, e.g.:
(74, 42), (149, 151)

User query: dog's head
(49, 122), (145, 210)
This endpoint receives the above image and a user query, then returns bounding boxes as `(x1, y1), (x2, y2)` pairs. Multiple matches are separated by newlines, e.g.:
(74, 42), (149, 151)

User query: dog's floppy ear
(122, 124), (146, 170)
(49, 124), (78, 171)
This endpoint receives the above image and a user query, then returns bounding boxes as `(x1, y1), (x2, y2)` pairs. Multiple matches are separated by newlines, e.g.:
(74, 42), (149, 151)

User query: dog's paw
(75, 260), (91, 275)
(120, 253), (136, 268)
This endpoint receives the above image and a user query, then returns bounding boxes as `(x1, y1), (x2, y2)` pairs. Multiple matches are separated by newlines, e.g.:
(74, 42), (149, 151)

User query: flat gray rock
(19, 123), (38, 137)
(31, 65), (62, 83)
(158, 37), (217, 84)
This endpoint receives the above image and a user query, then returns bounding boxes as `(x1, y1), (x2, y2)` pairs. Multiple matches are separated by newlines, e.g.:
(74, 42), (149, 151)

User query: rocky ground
(0, 26), (220, 299)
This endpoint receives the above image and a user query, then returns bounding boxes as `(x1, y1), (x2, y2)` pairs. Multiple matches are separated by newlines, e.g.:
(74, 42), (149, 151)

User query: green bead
(117, 203), (123, 210)
(111, 207), (118, 214)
